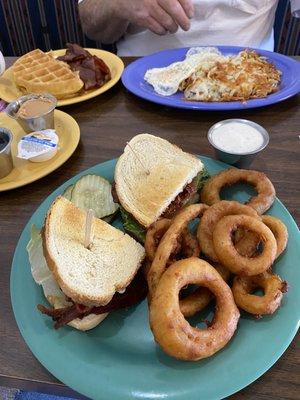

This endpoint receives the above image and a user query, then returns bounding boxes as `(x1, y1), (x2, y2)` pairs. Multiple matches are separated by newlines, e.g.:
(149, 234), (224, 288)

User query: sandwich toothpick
(84, 208), (94, 249)
(126, 142), (150, 175)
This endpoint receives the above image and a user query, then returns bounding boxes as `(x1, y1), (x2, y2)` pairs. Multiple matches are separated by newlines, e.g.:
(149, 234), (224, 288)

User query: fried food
(179, 263), (231, 317)
(197, 200), (260, 262)
(184, 50), (281, 102)
(145, 218), (199, 263)
(57, 43), (111, 90)
(147, 204), (208, 298)
(145, 217), (229, 318)
(232, 272), (288, 316)
(145, 219), (171, 261)
(201, 169), (276, 214)
(145, 166), (288, 361)
(149, 257), (240, 361)
(144, 47), (223, 96)
(263, 216), (288, 257)
(213, 215), (277, 276)
(235, 215), (288, 259)
(13, 49), (83, 99)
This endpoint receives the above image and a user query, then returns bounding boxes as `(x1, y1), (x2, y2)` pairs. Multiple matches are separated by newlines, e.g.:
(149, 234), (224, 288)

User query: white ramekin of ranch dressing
(208, 119), (269, 168)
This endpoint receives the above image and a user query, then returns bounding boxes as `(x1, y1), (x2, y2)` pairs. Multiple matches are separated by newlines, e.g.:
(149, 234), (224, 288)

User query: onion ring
(201, 169), (276, 214)
(232, 272), (288, 316)
(145, 219), (172, 262)
(262, 216), (288, 258)
(149, 257), (240, 361)
(213, 215), (277, 276)
(145, 218), (199, 263)
(234, 215), (288, 259)
(147, 204), (208, 298)
(181, 228), (201, 258)
(145, 216), (230, 317)
(179, 263), (231, 317)
(197, 200), (260, 262)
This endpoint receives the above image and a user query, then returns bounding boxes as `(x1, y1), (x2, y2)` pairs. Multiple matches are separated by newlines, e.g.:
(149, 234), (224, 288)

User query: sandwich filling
(162, 180), (197, 218)
(38, 267), (147, 329)
(113, 168), (210, 243)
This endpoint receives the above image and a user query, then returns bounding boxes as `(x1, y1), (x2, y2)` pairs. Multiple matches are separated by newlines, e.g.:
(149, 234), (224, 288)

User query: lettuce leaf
(26, 225), (69, 306)
(193, 167), (210, 192)
(119, 206), (146, 244)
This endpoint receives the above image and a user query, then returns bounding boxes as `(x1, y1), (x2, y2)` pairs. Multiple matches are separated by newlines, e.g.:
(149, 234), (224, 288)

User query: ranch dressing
(210, 122), (264, 154)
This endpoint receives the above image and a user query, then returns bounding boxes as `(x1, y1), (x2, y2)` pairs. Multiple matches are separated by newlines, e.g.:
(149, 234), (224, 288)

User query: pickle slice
(71, 174), (118, 219)
(62, 185), (74, 201)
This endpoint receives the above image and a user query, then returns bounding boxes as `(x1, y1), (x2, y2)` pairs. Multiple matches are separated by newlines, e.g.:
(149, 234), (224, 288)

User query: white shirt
(117, 0), (300, 56)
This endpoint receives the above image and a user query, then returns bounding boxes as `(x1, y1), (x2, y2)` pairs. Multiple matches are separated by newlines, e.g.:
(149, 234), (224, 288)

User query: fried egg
(144, 47), (222, 96)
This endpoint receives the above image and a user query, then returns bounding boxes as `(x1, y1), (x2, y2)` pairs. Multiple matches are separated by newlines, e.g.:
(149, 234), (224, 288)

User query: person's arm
(290, 0), (300, 17)
(79, 0), (130, 44)
(79, 0), (194, 44)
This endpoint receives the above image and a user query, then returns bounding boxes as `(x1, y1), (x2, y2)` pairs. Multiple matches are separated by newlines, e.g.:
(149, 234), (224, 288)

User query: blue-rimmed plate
(11, 156), (300, 400)
(122, 46), (300, 110)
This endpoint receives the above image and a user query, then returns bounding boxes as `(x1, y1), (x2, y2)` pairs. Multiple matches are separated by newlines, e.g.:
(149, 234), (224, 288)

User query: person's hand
(116, 0), (194, 35)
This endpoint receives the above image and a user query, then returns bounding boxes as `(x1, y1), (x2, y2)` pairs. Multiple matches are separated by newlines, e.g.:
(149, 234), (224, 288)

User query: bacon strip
(57, 43), (111, 91)
(38, 268), (147, 329)
(162, 181), (197, 217)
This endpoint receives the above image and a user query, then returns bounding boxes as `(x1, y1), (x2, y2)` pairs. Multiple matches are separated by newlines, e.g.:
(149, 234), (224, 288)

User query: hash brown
(184, 50), (281, 102)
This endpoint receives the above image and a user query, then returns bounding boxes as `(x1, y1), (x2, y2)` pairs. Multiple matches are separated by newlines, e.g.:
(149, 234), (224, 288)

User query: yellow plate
(0, 110), (80, 191)
(0, 49), (124, 106)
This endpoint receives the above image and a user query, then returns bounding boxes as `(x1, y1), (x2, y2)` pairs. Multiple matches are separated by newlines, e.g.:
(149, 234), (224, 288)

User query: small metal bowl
(208, 119), (269, 168)
(0, 128), (13, 179)
(6, 93), (57, 133)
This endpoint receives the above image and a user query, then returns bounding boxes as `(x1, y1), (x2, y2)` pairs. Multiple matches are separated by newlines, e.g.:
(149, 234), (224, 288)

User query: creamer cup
(17, 129), (59, 163)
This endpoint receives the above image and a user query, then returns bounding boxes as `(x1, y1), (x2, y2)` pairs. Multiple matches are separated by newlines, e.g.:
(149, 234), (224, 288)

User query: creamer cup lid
(17, 129), (59, 160)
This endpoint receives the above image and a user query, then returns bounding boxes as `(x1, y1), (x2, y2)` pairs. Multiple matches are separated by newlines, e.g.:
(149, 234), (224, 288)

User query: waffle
(13, 49), (84, 99)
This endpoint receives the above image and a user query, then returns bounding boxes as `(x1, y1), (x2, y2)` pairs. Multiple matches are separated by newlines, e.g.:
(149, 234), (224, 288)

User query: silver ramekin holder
(0, 127), (13, 179)
(207, 119), (270, 168)
(6, 93), (57, 133)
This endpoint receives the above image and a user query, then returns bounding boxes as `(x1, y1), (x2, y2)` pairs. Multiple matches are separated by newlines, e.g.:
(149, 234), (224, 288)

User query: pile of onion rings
(146, 204), (236, 361)
(144, 168), (288, 361)
(199, 170), (288, 317)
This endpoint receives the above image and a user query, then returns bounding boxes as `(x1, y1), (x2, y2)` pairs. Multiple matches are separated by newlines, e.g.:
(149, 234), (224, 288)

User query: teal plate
(11, 156), (300, 400)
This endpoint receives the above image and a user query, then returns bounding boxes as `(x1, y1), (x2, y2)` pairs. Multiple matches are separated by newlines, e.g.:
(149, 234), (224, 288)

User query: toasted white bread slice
(43, 196), (145, 307)
(69, 313), (107, 330)
(48, 294), (108, 331)
(115, 134), (203, 227)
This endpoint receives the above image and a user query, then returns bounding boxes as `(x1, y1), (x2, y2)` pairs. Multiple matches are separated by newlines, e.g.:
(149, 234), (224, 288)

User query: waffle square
(13, 49), (83, 99)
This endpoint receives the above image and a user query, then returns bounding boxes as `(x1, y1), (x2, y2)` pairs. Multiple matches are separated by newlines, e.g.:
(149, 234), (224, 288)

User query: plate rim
(121, 45), (300, 111)
(0, 109), (80, 191)
(0, 48), (124, 107)
(10, 155), (300, 400)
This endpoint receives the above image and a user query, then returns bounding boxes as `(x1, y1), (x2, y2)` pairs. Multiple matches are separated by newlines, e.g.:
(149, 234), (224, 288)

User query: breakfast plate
(0, 110), (80, 191)
(0, 49), (124, 107)
(122, 46), (300, 110)
(11, 156), (300, 400)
